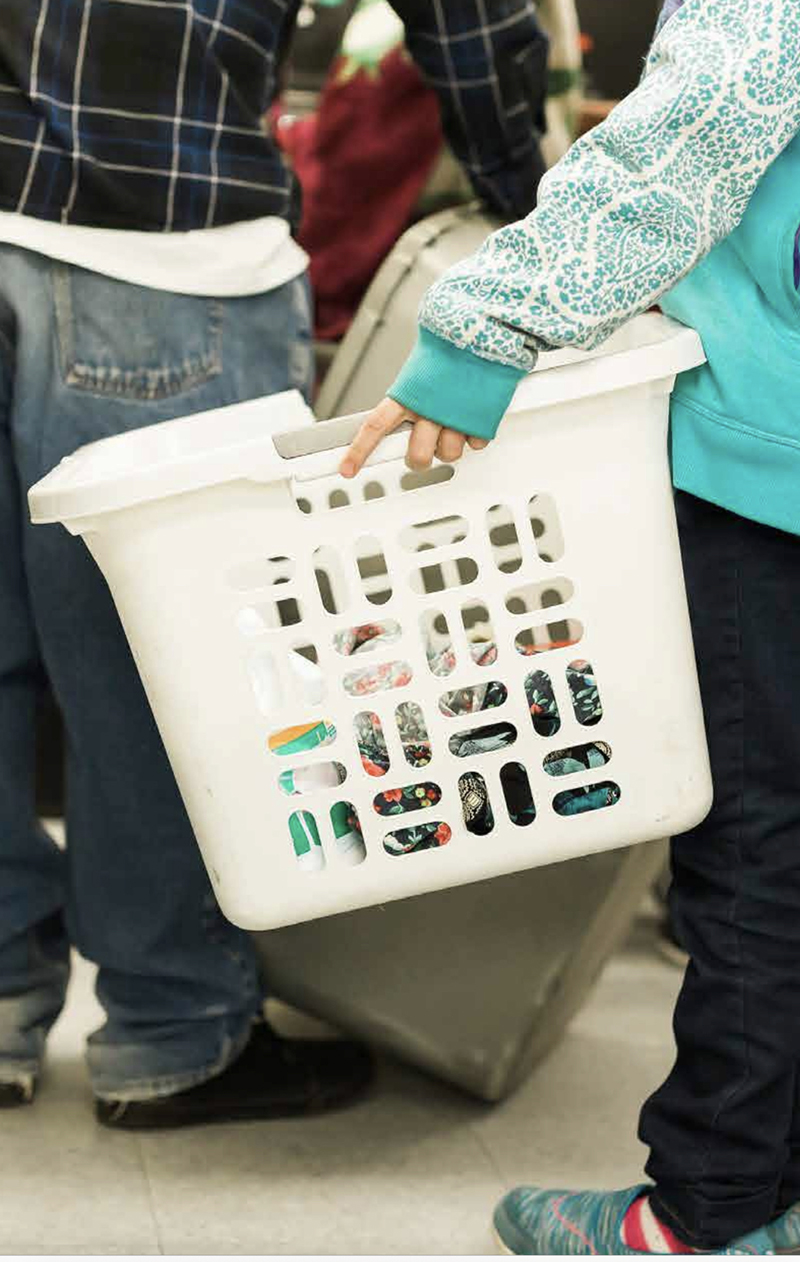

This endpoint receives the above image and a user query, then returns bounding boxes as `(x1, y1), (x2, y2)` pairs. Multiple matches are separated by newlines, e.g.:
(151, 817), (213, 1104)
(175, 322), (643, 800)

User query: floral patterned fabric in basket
(339, 624), (604, 853)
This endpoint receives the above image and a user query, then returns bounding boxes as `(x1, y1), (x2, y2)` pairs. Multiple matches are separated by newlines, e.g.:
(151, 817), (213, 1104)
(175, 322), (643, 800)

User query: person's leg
(639, 491), (800, 1248)
(0, 257), (69, 1100)
(492, 491), (800, 1255)
(9, 249), (368, 1110)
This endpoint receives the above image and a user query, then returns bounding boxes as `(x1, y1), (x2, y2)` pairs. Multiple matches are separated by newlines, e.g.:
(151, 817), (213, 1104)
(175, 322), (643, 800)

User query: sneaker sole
(493, 1204), (530, 1256)
(492, 1225), (515, 1255)
(493, 1213), (800, 1256)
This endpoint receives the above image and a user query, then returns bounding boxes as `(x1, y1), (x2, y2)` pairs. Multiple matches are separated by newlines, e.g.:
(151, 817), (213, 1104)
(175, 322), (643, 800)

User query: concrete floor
(2, 907), (682, 1255)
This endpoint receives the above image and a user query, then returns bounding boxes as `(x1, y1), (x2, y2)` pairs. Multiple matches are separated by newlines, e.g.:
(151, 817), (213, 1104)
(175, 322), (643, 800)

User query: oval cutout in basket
(400, 466), (454, 494)
(278, 762), (347, 797)
(487, 504), (522, 574)
(528, 494), (565, 563)
(396, 701), (432, 769)
(314, 545), (348, 616)
(343, 660), (413, 698)
(459, 771), (494, 836)
(448, 722), (517, 758)
(373, 782), (442, 817)
(354, 711), (390, 778)
(411, 556), (478, 596)
(515, 622), (584, 656)
(439, 681), (508, 718)
(501, 762), (537, 827)
(330, 801), (367, 867)
(384, 822), (452, 856)
(421, 608), (456, 678)
(289, 810), (325, 872)
(543, 742), (612, 777)
(356, 535), (392, 606)
(400, 513), (468, 553)
(553, 782), (621, 816)
(505, 577), (575, 616)
(268, 719), (337, 757)
(567, 659), (604, 727)
(525, 669), (560, 738)
(333, 621), (401, 656)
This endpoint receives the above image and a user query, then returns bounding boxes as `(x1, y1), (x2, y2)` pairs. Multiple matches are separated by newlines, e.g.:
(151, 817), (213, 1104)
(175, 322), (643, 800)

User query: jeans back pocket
(54, 264), (223, 402)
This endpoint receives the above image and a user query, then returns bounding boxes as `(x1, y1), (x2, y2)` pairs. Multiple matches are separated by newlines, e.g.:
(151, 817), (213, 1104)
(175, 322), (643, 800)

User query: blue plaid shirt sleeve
(0, 0), (548, 232)
(389, 0), (549, 220)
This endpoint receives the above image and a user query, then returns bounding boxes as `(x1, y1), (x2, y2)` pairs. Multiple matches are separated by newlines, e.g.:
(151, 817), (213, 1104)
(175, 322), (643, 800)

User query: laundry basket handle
(271, 411), (414, 483)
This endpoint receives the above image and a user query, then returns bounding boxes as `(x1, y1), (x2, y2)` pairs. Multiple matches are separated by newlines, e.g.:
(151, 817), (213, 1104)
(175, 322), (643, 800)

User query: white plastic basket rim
(27, 313), (704, 529)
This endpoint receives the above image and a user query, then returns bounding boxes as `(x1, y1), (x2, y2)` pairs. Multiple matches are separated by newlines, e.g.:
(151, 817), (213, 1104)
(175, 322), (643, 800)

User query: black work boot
(95, 1020), (374, 1130)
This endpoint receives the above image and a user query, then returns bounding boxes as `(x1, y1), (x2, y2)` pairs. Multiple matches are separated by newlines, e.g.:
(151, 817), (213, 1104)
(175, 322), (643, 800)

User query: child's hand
(339, 397), (489, 479)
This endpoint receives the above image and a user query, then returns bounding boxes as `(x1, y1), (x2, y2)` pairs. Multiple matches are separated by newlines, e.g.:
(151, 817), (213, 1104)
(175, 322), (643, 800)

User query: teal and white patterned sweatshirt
(389, 0), (800, 439)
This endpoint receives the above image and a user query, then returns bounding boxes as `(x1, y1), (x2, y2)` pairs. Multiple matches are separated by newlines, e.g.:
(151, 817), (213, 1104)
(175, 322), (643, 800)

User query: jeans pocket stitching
(54, 265), (224, 401)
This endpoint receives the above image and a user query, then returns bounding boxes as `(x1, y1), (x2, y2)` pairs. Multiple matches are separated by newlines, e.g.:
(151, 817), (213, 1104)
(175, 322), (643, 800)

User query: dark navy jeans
(641, 491), (800, 1247)
(0, 244), (312, 1100)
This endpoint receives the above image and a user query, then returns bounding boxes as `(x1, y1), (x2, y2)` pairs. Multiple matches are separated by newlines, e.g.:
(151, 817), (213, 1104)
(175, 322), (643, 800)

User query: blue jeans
(641, 492), (800, 1247)
(0, 244), (313, 1100)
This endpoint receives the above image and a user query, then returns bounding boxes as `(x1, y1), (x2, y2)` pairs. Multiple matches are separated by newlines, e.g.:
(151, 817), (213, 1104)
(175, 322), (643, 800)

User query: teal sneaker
(767, 1204), (800, 1254)
(492, 1184), (795, 1255)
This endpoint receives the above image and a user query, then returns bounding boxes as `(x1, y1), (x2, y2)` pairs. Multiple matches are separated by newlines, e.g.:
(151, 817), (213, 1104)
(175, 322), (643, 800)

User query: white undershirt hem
(0, 211), (309, 297)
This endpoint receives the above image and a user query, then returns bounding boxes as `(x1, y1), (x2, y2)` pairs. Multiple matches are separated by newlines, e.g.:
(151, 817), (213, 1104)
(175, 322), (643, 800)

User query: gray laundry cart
(314, 203), (497, 420)
(255, 840), (665, 1101)
(254, 205), (670, 1102)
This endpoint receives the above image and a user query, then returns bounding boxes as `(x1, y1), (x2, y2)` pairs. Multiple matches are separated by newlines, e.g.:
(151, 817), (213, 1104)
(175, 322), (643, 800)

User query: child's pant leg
(639, 491), (800, 1248)
(775, 1067), (800, 1212)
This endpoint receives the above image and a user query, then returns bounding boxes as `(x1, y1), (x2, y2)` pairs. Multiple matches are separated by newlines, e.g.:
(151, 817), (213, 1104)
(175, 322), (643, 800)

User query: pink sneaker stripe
(550, 1196), (599, 1255)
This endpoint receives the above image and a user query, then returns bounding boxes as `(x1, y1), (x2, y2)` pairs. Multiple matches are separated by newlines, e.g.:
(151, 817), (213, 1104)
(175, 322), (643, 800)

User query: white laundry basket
(28, 312), (711, 931)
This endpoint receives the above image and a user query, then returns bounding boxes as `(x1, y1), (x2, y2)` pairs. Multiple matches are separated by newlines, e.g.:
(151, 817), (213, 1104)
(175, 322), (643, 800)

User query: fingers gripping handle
(269, 412), (414, 484)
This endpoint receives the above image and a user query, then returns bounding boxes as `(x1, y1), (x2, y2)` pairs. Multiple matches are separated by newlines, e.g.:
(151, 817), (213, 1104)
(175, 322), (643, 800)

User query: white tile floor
(3, 909), (683, 1255)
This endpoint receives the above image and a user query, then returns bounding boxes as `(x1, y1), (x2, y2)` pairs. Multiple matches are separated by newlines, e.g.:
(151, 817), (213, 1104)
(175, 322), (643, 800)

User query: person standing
(0, 0), (549, 1128)
(343, 0), (800, 1250)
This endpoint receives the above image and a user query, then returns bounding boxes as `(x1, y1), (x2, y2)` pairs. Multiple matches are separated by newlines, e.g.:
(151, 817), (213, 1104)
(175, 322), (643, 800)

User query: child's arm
(342, 0), (800, 476)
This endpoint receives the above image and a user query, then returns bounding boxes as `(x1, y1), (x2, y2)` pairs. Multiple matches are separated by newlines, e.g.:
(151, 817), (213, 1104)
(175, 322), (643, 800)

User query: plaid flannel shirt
(0, 0), (548, 233)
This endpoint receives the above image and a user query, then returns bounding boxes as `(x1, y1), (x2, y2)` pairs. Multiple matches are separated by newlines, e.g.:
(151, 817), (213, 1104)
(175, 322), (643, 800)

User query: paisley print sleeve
(417, 0), (800, 371)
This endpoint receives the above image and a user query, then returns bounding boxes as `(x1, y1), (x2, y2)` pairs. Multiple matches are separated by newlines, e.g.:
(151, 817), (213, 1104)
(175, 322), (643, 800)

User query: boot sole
(97, 1075), (372, 1131)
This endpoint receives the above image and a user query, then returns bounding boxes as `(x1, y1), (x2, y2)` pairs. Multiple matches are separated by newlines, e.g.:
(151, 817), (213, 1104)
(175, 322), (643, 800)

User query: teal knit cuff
(388, 328), (527, 441)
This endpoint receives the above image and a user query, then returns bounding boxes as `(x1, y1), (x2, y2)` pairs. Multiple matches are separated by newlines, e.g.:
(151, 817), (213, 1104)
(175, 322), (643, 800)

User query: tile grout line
(136, 1136), (167, 1255)
(469, 1113), (510, 1190)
